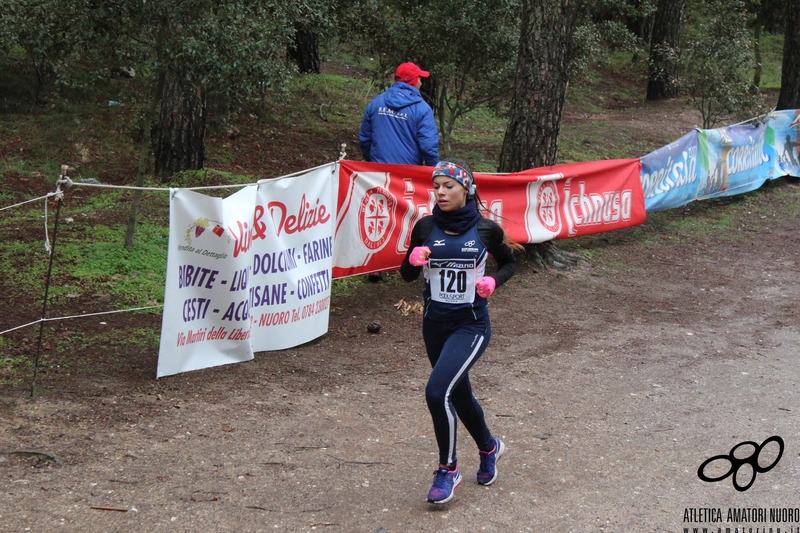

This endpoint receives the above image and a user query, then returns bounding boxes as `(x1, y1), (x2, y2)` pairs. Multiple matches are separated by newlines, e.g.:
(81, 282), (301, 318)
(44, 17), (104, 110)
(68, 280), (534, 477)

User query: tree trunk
(631, 7), (654, 64)
(436, 82), (461, 159)
(498, 0), (579, 172)
(498, 0), (583, 270)
(124, 68), (167, 248)
(777, 0), (800, 110)
(524, 240), (586, 271)
(645, 0), (686, 101)
(752, 22), (763, 89)
(640, 0), (655, 48)
(290, 27), (321, 75)
(154, 76), (206, 179)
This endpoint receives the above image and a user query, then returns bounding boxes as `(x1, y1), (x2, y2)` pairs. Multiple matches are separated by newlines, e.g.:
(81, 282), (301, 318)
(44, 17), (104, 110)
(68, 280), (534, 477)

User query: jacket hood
(383, 82), (424, 109)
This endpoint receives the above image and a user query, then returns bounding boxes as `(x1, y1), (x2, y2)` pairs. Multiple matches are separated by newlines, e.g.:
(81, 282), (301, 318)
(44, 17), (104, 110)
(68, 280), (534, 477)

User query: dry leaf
(394, 299), (423, 316)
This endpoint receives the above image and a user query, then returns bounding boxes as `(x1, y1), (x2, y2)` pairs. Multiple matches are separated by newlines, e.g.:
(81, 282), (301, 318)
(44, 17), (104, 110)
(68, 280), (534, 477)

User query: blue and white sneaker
(427, 465), (462, 504)
(477, 437), (505, 485)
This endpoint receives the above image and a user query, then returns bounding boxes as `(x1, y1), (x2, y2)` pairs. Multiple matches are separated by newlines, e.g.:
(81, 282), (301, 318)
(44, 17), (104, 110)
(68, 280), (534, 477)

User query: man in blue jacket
(359, 62), (440, 167)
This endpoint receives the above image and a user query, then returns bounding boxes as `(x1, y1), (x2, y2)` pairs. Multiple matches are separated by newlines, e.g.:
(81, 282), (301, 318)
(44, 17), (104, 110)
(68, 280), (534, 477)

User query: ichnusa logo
(697, 435), (784, 492)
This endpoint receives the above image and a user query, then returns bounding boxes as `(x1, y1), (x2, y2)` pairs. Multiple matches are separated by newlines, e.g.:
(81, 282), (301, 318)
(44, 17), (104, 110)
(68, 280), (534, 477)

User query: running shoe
(426, 465), (462, 504)
(477, 437), (505, 485)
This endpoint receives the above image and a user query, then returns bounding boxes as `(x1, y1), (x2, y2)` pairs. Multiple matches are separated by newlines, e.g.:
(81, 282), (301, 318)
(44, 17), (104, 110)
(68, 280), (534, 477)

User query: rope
(59, 161), (338, 193)
(43, 176), (68, 255)
(0, 193), (57, 212)
(728, 108), (775, 128)
(0, 305), (164, 336)
(1, 162), (341, 213)
(43, 193), (53, 254)
(64, 181), (172, 192)
(3, 162), (339, 260)
(2, 162), (343, 335)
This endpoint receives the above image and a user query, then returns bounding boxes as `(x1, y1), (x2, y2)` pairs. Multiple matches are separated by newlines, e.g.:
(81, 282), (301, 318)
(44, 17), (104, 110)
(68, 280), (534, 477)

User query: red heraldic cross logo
(359, 186), (396, 251)
(537, 181), (561, 233)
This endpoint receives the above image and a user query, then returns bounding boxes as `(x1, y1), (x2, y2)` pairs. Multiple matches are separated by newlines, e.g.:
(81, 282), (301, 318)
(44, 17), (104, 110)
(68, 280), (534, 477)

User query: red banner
(332, 159), (645, 278)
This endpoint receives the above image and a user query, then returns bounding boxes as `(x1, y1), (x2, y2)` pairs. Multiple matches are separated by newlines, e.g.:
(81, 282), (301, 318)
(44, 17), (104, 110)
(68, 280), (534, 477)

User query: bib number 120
(438, 269), (467, 294)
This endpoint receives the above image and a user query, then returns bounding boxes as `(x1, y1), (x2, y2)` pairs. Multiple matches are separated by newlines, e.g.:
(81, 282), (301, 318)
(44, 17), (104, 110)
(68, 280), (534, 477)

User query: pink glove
(409, 246), (431, 266)
(475, 276), (496, 298)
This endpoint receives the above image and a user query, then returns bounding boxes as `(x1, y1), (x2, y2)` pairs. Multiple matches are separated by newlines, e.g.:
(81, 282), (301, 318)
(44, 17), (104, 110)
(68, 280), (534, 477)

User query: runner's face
(433, 176), (468, 211)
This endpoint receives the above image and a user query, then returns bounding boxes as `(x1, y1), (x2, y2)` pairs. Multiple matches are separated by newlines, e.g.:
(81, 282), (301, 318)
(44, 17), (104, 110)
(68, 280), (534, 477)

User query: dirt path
(2, 178), (799, 532)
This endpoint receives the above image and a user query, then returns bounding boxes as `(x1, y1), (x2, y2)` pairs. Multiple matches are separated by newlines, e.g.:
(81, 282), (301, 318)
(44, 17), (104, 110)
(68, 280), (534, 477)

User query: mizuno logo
(433, 239), (446, 246)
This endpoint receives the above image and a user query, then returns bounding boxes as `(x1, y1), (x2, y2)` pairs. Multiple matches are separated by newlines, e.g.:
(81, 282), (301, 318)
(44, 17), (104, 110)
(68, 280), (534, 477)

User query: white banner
(157, 163), (337, 378)
(250, 166), (336, 351)
(158, 187), (256, 378)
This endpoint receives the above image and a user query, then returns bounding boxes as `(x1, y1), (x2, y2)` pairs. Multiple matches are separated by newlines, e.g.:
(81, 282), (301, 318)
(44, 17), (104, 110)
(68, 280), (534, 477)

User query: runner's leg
(423, 318), (490, 465)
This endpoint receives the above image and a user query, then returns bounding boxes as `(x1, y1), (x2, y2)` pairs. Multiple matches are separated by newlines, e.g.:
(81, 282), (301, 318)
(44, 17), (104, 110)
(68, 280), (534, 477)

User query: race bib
(428, 258), (477, 304)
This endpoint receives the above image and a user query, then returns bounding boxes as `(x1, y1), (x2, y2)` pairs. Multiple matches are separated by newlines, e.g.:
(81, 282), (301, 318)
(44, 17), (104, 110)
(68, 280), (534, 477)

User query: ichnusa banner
(332, 158), (645, 278)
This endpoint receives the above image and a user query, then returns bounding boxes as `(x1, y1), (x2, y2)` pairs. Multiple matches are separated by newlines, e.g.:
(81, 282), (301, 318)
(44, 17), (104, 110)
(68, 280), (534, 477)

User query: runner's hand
(475, 276), (496, 298)
(409, 246), (431, 266)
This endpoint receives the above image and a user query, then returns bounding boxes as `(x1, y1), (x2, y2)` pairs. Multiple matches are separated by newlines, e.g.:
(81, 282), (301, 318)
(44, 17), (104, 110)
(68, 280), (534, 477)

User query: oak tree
(498, 0), (584, 269)
(645, 0), (686, 100)
(776, 0), (800, 109)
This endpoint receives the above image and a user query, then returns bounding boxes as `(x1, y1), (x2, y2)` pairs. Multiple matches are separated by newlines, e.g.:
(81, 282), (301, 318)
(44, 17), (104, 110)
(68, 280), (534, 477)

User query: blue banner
(641, 130), (699, 212)
(640, 111), (800, 212)
(768, 109), (800, 178)
(696, 123), (775, 200)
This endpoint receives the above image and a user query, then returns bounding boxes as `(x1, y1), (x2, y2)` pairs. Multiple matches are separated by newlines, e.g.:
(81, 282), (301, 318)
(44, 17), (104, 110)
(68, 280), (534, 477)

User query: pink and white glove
(409, 246), (432, 266)
(475, 276), (496, 298)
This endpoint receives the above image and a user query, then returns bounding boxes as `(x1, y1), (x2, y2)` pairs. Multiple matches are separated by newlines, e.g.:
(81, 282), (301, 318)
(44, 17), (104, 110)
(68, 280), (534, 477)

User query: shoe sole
(477, 439), (505, 486)
(427, 473), (462, 504)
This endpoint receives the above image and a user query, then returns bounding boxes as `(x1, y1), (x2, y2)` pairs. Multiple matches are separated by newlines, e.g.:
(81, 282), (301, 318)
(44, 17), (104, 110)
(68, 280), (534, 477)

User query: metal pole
(30, 166), (68, 398)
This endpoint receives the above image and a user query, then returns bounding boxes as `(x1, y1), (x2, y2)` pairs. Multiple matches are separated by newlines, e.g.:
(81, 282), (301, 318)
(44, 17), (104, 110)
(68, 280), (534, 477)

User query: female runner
(400, 158), (518, 504)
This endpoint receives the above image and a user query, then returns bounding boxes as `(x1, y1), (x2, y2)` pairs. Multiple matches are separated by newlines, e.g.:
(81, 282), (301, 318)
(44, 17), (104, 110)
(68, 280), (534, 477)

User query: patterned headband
(431, 161), (473, 192)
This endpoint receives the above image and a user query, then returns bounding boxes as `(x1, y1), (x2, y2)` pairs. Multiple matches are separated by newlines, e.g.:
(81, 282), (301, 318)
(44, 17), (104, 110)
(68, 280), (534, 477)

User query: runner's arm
(478, 219), (517, 287)
(400, 217), (434, 281)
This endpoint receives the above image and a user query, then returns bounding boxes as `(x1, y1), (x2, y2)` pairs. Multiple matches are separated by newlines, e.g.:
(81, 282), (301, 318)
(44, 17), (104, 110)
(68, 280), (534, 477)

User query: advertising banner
(696, 123), (776, 200)
(333, 163), (433, 278)
(333, 159), (645, 278)
(482, 159), (646, 245)
(249, 166), (336, 351)
(768, 109), (800, 178)
(641, 130), (700, 212)
(641, 119), (789, 212)
(158, 164), (337, 377)
(158, 187), (257, 378)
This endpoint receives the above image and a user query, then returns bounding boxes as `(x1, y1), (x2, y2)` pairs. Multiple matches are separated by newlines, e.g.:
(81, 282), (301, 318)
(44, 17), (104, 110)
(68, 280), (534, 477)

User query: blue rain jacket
(359, 82), (439, 166)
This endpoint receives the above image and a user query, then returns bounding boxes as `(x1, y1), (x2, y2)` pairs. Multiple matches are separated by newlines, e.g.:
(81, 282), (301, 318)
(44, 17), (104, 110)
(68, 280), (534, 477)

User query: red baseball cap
(394, 62), (430, 85)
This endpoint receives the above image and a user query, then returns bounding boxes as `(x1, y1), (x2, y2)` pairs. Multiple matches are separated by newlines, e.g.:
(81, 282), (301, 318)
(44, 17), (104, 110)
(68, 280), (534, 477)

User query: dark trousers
(422, 316), (494, 466)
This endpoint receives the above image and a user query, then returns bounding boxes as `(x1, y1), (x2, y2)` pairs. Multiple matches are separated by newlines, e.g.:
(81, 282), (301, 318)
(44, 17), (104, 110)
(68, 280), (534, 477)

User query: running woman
(400, 158), (518, 504)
